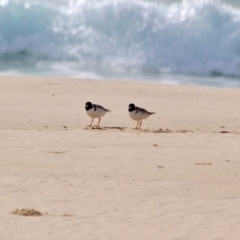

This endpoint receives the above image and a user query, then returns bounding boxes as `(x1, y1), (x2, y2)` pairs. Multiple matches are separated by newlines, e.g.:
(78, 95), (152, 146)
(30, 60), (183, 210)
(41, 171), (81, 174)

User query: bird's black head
(128, 103), (136, 112)
(85, 102), (93, 111)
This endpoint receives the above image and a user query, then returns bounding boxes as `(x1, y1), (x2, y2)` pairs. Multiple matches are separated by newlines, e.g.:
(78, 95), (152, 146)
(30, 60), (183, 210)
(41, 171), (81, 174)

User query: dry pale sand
(0, 75), (240, 240)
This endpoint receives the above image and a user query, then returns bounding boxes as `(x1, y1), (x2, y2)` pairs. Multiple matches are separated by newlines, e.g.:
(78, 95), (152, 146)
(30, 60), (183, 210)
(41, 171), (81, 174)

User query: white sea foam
(1, 0), (240, 85)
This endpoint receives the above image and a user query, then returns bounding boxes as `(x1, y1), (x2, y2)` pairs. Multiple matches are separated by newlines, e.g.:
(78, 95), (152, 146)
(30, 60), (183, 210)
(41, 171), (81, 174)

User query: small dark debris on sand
(46, 151), (65, 154)
(12, 208), (42, 216)
(176, 129), (193, 133)
(153, 128), (172, 133)
(62, 213), (74, 217)
(196, 163), (212, 166)
(104, 126), (127, 130)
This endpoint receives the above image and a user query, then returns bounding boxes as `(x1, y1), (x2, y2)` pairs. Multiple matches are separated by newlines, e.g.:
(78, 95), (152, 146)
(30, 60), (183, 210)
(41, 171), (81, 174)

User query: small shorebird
(85, 101), (111, 128)
(128, 103), (155, 130)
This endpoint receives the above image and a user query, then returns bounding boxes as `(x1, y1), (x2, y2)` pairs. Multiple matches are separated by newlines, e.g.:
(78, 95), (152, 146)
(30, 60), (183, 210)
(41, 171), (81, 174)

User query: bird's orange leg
(133, 121), (139, 130)
(138, 121), (142, 130)
(87, 118), (93, 127)
(96, 118), (101, 128)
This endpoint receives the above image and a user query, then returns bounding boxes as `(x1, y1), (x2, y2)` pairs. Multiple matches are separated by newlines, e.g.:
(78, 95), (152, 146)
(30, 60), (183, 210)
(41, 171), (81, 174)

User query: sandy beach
(0, 75), (240, 240)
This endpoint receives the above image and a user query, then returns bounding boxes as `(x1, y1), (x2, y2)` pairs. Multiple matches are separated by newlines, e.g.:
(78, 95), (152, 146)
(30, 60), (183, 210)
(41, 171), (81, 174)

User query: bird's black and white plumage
(85, 102), (111, 128)
(128, 103), (155, 130)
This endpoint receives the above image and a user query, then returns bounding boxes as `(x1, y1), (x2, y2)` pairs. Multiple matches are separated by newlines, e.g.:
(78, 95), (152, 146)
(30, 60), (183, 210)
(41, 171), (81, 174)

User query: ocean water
(1, 0), (240, 87)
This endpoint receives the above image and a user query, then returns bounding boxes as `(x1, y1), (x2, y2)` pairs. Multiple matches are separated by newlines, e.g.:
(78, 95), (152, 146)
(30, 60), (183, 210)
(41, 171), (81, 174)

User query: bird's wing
(137, 107), (155, 115)
(95, 104), (111, 112)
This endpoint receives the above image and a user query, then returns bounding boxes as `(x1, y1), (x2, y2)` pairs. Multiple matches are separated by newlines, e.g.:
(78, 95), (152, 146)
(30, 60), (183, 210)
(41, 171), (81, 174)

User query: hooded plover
(128, 103), (155, 130)
(85, 102), (111, 128)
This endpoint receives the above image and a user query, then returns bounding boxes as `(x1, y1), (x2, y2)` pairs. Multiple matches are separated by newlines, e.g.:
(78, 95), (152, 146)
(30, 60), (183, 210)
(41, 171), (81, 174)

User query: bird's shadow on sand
(84, 127), (174, 132)
(83, 126), (240, 134)
(84, 126), (127, 131)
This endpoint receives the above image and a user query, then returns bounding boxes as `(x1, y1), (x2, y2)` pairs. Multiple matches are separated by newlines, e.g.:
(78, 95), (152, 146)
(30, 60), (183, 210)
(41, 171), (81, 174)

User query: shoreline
(0, 75), (240, 240)
(1, 72), (240, 89)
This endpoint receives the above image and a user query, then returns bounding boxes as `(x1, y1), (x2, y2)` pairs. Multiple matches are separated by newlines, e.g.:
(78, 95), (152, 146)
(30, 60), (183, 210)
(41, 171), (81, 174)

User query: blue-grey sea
(1, 0), (240, 87)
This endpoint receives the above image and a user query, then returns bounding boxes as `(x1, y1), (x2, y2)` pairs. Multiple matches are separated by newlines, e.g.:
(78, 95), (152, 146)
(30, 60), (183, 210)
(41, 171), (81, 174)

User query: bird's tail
(149, 112), (155, 115)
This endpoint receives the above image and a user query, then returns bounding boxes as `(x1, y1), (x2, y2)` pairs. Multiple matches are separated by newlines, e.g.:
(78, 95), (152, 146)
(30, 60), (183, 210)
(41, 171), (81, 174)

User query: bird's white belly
(129, 111), (149, 121)
(86, 108), (106, 118)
